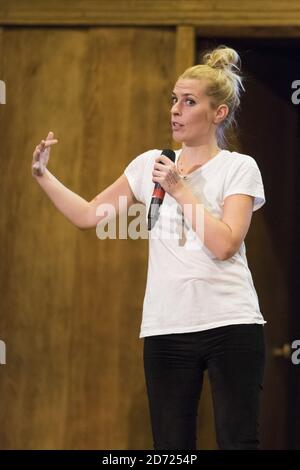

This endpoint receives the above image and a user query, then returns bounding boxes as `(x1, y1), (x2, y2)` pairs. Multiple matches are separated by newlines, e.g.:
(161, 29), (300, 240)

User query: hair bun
(203, 45), (241, 72)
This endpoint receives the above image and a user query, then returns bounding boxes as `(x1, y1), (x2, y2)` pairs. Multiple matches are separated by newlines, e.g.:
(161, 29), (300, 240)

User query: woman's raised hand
(32, 131), (58, 177)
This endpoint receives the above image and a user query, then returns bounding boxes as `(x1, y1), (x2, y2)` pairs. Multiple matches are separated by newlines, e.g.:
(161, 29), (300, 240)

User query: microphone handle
(147, 148), (175, 231)
(152, 182), (165, 200)
(147, 196), (163, 231)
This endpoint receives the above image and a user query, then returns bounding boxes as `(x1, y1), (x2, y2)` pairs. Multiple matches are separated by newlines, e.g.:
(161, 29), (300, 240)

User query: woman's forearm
(174, 185), (232, 260)
(33, 168), (89, 229)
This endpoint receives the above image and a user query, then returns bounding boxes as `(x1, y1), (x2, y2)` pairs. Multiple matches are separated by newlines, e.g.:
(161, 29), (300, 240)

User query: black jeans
(143, 323), (265, 450)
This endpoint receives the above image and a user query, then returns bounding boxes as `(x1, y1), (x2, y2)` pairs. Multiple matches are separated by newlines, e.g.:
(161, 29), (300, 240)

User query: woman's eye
(171, 97), (195, 105)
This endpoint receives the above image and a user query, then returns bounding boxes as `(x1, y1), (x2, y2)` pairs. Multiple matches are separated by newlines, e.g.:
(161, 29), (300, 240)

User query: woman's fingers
(33, 138), (57, 157)
(33, 146), (41, 162)
(42, 140), (58, 148)
(46, 131), (54, 140)
(35, 139), (58, 151)
(45, 131), (58, 146)
(40, 138), (58, 147)
(32, 132), (58, 173)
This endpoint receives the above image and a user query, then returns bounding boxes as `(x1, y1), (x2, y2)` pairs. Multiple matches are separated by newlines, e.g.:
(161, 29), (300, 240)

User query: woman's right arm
(32, 132), (138, 230)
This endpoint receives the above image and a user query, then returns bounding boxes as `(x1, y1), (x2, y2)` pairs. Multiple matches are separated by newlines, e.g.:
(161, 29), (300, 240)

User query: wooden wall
(0, 25), (180, 449)
(1, 0), (300, 34)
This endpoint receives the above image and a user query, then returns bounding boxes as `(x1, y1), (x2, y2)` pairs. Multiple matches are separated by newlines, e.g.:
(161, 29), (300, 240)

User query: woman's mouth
(172, 122), (184, 130)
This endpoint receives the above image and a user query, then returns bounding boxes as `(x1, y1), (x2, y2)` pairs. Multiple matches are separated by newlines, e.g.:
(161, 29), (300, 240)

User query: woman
(32, 45), (266, 450)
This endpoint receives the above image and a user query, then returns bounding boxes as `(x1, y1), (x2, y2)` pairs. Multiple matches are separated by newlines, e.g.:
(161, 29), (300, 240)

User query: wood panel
(0, 26), (3, 107)
(172, 25), (195, 151)
(0, 0), (300, 29)
(175, 25), (195, 79)
(235, 40), (299, 449)
(0, 26), (175, 449)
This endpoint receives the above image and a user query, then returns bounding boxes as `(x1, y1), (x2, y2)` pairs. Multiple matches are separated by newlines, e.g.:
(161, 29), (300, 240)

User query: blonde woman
(32, 45), (266, 450)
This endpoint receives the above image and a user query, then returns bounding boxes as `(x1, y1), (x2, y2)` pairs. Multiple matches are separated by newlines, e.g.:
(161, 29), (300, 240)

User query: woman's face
(171, 78), (226, 146)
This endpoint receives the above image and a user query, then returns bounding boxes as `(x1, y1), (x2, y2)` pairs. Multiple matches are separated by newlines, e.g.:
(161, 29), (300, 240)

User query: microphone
(147, 149), (176, 230)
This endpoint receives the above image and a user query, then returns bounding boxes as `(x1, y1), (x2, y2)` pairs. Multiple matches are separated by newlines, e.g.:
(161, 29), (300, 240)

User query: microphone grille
(161, 149), (176, 163)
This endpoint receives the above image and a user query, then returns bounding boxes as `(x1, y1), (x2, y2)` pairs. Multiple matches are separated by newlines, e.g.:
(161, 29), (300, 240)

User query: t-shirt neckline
(175, 148), (225, 178)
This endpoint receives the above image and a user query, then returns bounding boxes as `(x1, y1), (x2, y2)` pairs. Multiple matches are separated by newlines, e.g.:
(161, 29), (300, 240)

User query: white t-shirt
(124, 148), (266, 339)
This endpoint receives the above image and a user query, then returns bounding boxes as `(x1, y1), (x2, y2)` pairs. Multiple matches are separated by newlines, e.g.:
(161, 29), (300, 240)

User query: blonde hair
(178, 45), (245, 148)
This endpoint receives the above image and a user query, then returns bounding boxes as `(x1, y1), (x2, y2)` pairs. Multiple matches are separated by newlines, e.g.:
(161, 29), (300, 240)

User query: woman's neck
(180, 142), (222, 166)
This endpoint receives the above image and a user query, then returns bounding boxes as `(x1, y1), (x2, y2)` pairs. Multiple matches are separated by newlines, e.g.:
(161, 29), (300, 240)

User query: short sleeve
(124, 149), (157, 204)
(223, 157), (266, 211)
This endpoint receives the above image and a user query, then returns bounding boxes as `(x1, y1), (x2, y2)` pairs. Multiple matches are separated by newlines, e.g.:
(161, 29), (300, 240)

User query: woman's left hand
(152, 155), (185, 200)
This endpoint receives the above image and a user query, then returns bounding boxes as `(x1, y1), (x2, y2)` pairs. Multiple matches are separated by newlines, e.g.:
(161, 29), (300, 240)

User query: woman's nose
(171, 101), (181, 115)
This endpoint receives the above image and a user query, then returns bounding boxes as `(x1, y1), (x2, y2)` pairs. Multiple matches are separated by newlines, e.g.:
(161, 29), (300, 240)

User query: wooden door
(0, 26), (176, 449)
(197, 36), (300, 449)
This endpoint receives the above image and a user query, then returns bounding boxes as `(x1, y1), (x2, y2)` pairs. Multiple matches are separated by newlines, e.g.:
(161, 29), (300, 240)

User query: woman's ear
(214, 104), (229, 124)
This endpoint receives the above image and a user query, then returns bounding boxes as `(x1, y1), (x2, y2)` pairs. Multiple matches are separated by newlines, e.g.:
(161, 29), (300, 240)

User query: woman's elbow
(217, 251), (232, 261)
(215, 241), (238, 261)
